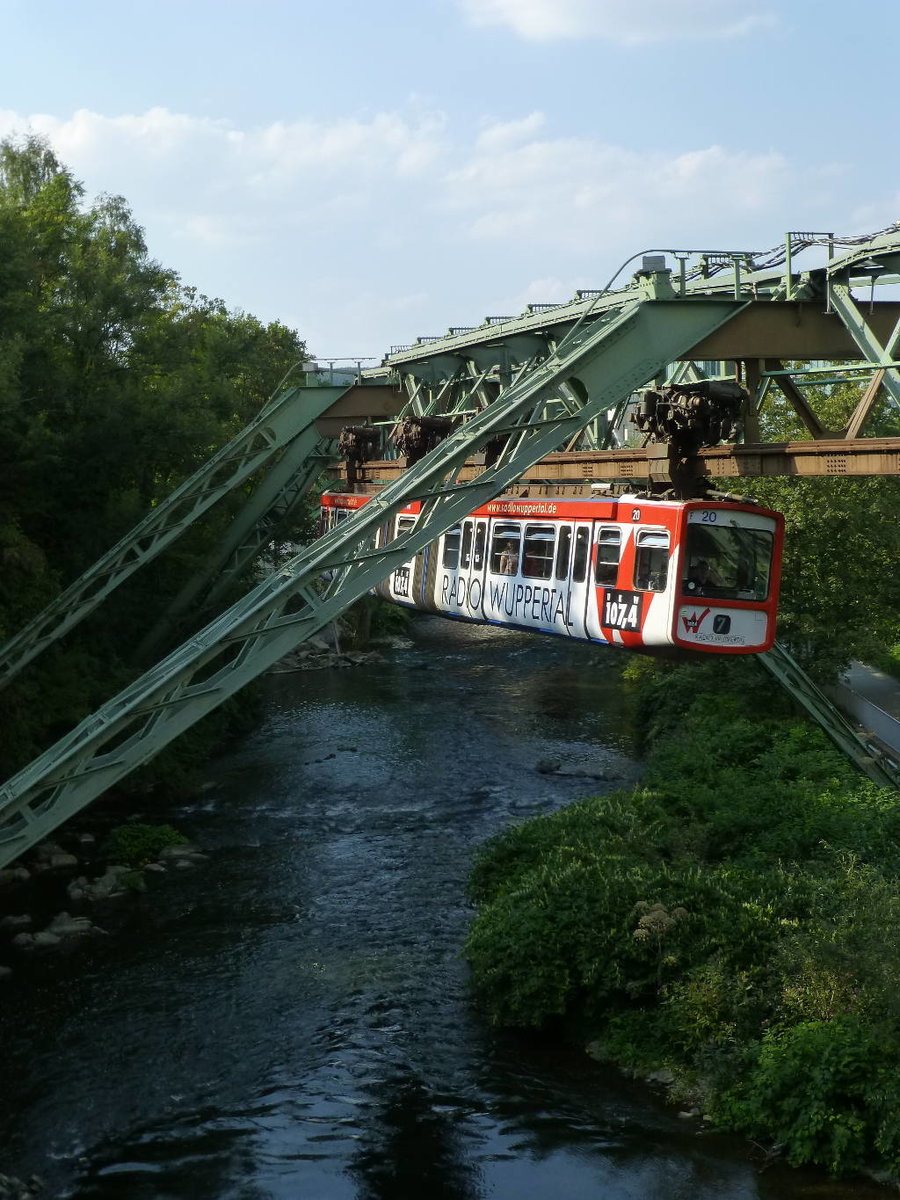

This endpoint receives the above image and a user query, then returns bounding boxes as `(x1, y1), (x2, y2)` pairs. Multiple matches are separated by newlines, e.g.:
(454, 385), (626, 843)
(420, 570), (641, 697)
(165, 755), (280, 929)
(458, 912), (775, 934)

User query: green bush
(717, 1018), (900, 1175)
(101, 822), (187, 867)
(464, 655), (900, 1176)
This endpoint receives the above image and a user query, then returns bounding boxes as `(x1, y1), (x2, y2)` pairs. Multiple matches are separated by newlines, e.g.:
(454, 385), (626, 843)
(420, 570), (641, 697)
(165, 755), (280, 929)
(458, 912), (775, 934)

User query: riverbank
(464, 652), (900, 1182)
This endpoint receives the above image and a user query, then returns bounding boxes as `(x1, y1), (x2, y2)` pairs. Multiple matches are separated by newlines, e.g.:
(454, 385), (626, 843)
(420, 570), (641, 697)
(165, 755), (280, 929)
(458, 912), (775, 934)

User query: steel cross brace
(138, 429), (340, 660)
(0, 297), (747, 868)
(827, 283), (900, 410)
(760, 643), (899, 789)
(0, 384), (353, 690)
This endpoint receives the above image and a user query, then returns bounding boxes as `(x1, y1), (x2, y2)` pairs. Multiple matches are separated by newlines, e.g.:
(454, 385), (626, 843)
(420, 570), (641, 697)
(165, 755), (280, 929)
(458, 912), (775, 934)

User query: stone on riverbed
(46, 912), (99, 938)
(0, 914), (32, 931)
(0, 867), (30, 887)
(645, 1069), (676, 1086)
(12, 912), (106, 951)
(48, 852), (79, 869)
(13, 930), (61, 950)
(535, 757), (615, 780)
(0, 1173), (45, 1198)
(67, 868), (130, 902)
(158, 844), (209, 863)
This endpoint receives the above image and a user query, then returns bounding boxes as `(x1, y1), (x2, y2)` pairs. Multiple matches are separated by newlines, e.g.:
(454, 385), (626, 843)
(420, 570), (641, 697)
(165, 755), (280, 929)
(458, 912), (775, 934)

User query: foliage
(0, 133), (307, 781)
(101, 822), (187, 867)
(736, 366), (900, 678)
(341, 595), (413, 648)
(757, 368), (900, 443)
(870, 644), (900, 682)
(716, 1019), (900, 1176)
(464, 656), (900, 1175)
(740, 475), (900, 678)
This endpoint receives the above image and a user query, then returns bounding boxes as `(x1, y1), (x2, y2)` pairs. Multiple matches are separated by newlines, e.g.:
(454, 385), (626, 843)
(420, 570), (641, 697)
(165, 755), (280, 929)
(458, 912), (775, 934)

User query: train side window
(473, 522), (487, 571)
(523, 525), (555, 579)
(396, 516), (415, 538)
(633, 531), (669, 592)
(555, 526), (571, 580)
(442, 526), (462, 570)
(490, 523), (521, 575)
(594, 527), (621, 586)
(460, 521), (474, 569)
(572, 527), (590, 582)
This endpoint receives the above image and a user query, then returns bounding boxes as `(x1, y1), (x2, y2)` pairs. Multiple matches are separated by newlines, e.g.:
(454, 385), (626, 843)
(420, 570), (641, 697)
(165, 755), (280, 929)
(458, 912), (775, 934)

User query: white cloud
(459, 0), (777, 44)
(0, 104), (873, 356)
(444, 135), (794, 256)
(475, 112), (547, 152)
(0, 105), (447, 199)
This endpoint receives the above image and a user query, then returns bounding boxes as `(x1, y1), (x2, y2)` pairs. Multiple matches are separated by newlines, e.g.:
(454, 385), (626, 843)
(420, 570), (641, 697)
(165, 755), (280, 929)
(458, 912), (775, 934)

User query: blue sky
(1, 0), (898, 362)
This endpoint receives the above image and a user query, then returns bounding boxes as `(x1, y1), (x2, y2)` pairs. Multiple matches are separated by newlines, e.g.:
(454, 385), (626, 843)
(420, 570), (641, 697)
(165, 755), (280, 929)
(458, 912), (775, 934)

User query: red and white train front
(320, 492), (784, 655)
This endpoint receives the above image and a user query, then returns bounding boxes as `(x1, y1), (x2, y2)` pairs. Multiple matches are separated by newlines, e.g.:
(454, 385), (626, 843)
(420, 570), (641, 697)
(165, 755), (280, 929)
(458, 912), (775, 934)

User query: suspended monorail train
(320, 491), (784, 655)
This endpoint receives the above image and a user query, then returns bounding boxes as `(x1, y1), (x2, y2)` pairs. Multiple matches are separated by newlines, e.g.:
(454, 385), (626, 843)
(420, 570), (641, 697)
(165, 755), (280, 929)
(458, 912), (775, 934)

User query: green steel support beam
(0, 296), (747, 868)
(759, 643), (900, 789)
(139, 430), (340, 660)
(824, 283), (900, 410)
(0, 384), (353, 690)
(198, 440), (337, 614)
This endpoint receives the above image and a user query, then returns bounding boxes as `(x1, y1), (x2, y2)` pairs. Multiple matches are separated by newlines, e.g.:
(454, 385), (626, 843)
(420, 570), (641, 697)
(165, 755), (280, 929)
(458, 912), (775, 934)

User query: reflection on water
(0, 619), (889, 1198)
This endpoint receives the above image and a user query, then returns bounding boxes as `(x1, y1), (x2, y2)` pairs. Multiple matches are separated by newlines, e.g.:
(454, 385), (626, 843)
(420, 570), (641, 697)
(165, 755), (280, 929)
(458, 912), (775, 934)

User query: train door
(561, 521), (594, 640)
(439, 517), (486, 619)
(483, 521), (522, 624)
(520, 522), (569, 635)
(593, 526), (671, 648)
(585, 525), (625, 643)
(468, 518), (487, 618)
(433, 522), (462, 612)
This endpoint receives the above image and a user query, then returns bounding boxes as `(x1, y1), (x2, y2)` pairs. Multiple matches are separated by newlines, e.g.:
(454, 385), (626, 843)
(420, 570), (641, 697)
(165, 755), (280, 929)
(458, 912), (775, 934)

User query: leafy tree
(738, 474), (900, 677)
(735, 369), (900, 677)
(0, 134), (308, 778)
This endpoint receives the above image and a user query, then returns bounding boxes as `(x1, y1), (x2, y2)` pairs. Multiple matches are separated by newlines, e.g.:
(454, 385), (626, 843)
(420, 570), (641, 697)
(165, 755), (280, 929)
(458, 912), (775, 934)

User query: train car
(320, 490), (784, 655)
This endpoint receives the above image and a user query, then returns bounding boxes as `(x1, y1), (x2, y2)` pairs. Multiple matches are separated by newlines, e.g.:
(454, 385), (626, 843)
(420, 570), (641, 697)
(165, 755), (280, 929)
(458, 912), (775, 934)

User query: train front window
(634, 531), (669, 592)
(683, 525), (774, 600)
(490, 523), (521, 575)
(594, 527), (621, 586)
(522, 525), (555, 579)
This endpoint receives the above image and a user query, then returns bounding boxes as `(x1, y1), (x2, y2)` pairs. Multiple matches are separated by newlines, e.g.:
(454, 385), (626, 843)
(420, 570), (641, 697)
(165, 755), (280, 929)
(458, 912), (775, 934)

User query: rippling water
(0, 619), (889, 1198)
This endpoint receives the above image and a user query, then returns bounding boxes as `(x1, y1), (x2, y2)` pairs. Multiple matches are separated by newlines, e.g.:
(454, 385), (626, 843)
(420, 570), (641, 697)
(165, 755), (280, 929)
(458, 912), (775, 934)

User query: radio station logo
(602, 589), (643, 632)
(681, 607), (711, 634)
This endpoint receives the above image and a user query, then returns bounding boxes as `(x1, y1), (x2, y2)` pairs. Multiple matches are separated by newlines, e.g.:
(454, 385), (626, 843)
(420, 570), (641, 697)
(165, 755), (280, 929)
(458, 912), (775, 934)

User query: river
(0, 618), (889, 1198)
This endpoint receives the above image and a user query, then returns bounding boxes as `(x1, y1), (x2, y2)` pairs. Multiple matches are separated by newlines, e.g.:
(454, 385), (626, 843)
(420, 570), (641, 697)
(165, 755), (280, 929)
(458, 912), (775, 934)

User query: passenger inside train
(686, 558), (723, 593)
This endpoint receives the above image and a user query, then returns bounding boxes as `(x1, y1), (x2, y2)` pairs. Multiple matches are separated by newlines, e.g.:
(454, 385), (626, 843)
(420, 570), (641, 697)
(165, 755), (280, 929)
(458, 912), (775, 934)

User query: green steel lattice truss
(3, 229), (900, 866)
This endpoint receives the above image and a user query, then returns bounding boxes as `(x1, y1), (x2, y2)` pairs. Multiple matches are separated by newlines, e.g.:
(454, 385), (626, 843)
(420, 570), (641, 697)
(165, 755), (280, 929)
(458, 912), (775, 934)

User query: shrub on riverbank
(101, 823), (187, 867)
(464, 656), (900, 1176)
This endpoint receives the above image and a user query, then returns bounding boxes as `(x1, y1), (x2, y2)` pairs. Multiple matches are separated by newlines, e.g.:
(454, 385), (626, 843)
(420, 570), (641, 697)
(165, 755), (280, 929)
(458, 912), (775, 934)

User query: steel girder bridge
(2, 228), (900, 869)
